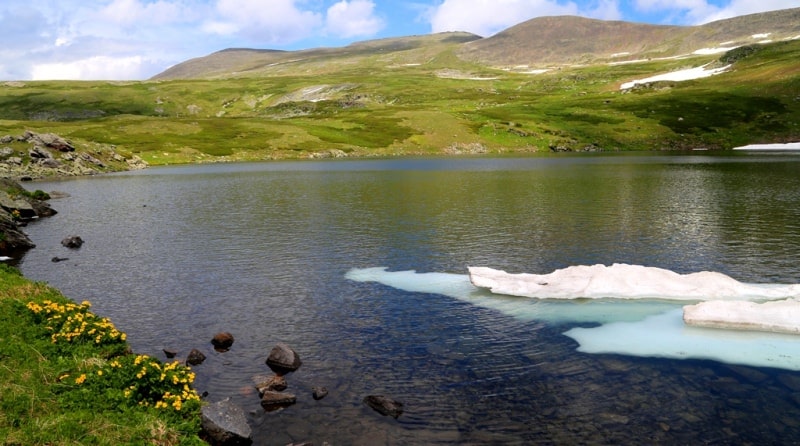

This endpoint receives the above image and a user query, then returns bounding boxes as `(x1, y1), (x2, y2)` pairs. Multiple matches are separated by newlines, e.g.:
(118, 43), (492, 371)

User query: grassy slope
(0, 265), (205, 445)
(0, 40), (798, 165)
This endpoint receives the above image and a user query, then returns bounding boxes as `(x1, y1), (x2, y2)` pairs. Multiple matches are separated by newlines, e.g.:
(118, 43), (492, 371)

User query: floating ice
(732, 142), (800, 151)
(346, 265), (800, 370)
(684, 300), (800, 334)
(468, 264), (800, 301)
(345, 267), (678, 324)
(564, 309), (800, 370)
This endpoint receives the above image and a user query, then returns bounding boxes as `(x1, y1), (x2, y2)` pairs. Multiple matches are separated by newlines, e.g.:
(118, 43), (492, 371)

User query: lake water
(17, 153), (800, 444)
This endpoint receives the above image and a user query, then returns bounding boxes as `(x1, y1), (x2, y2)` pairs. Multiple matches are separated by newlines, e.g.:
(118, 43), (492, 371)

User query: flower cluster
(26, 300), (126, 346)
(121, 354), (201, 411)
(27, 299), (201, 413)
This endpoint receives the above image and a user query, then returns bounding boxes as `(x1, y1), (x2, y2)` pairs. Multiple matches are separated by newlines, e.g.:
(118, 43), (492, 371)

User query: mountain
(460, 8), (800, 66)
(152, 8), (800, 80)
(152, 32), (481, 80)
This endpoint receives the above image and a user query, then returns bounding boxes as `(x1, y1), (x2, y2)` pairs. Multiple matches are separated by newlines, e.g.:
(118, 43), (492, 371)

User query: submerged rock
(253, 374), (287, 394)
(260, 390), (297, 411)
(363, 395), (404, 419)
(312, 386), (328, 401)
(201, 398), (252, 446)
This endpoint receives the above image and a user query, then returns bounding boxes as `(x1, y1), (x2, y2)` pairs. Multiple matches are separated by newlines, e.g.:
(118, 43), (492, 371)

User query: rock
(312, 386), (328, 400)
(265, 342), (302, 375)
(163, 348), (178, 358)
(186, 348), (206, 366)
(201, 398), (253, 446)
(61, 235), (84, 249)
(260, 390), (297, 410)
(24, 131), (75, 152)
(29, 146), (52, 159)
(363, 395), (404, 419)
(253, 374), (287, 394)
(211, 332), (235, 351)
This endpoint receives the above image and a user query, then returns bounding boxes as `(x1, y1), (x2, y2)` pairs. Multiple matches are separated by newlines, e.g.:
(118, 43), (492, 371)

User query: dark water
(16, 153), (800, 444)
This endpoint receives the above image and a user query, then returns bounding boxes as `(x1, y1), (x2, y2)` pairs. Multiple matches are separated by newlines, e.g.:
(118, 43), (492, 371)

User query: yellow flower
(75, 374), (87, 385)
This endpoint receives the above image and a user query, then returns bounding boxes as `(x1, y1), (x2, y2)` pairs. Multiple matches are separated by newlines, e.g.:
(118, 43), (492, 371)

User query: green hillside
(0, 34), (798, 165)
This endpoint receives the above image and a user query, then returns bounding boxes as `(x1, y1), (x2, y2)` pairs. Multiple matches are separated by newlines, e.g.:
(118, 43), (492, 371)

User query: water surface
(19, 153), (800, 444)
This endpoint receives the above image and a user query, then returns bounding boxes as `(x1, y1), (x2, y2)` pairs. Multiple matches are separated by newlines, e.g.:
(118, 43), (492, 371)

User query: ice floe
(732, 142), (800, 150)
(468, 264), (800, 301)
(347, 265), (800, 370)
(683, 300), (800, 334)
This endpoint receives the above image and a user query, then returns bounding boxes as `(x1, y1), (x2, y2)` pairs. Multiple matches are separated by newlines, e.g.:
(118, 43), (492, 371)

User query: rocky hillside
(0, 131), (147, 181)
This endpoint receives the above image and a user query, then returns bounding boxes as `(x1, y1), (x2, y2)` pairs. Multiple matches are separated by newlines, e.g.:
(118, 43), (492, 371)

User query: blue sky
(0, 0), (796, 81)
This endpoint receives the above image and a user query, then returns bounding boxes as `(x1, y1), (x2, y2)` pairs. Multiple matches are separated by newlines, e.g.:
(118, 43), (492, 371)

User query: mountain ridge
(152, 8), (800, 80)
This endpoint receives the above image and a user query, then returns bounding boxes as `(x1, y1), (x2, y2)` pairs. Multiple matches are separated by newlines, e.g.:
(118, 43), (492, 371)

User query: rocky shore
(0, 130), (147, 181)
(0, 178), (56, 257)
(1, 131), (147, 258)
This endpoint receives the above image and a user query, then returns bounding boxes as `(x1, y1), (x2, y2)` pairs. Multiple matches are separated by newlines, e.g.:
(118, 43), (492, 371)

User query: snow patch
(620, 64), (731, 90)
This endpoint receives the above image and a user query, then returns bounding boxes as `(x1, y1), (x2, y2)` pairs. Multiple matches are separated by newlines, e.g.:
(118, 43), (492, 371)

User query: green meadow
(1, 40), (798, 165)
(0, 264), (205, 445)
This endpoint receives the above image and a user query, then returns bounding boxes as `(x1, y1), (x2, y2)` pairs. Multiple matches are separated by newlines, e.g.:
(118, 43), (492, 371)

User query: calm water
(17, 153), (800, 444)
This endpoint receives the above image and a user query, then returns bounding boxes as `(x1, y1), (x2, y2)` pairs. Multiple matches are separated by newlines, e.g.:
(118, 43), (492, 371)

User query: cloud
(204, 0), (323, 44)
(325, 0), (386, 38)
(30, 55), (159, 80)
(428, 0), (582, 36)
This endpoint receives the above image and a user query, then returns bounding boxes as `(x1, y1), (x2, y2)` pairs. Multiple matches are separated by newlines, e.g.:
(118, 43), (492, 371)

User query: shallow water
(17, 153), (800, 444)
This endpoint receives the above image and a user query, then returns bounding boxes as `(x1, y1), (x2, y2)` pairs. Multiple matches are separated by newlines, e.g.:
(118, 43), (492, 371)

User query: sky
(0, 0), (797, 81)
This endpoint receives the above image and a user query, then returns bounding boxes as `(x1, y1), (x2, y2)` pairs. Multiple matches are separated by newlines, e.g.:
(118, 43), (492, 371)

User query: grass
(0, 39), (798, 165)
(0, 264), (205, 446)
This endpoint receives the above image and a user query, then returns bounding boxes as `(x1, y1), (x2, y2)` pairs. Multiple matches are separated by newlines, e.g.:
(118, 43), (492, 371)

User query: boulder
(260, 390), (296, 411)
(211, 332), (235, 351)
(186, 348), (206, 366)
(201, 398), (252, 446)
(265, 342), (302, 375)
(363, 395), (404, 419)
(61, 235), (84, 249)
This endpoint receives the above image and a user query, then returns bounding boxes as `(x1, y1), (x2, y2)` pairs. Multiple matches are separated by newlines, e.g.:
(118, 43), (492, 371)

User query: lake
(17, 152), (800, 444)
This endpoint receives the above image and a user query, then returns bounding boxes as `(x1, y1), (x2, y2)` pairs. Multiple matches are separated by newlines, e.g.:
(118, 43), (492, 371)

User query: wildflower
(75, 374), (87, 385)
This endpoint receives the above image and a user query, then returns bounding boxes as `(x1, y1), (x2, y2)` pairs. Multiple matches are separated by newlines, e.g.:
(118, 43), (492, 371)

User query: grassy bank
(1, 40), (798, 165)
(0, 264), (205, 445)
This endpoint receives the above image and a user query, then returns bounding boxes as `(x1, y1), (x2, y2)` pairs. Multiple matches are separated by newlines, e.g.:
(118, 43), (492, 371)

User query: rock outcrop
(0, 178), (56, 257)
(0, 130), (147, 180)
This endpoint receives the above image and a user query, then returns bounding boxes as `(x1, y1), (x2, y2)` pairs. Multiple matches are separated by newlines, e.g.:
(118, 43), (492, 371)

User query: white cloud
(30, 55), (157, 80)
(325, 0), (385, 38)
(428, 0), (581, 36)
(206, 0), (323, 44)
(97, 0), (188, 26)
